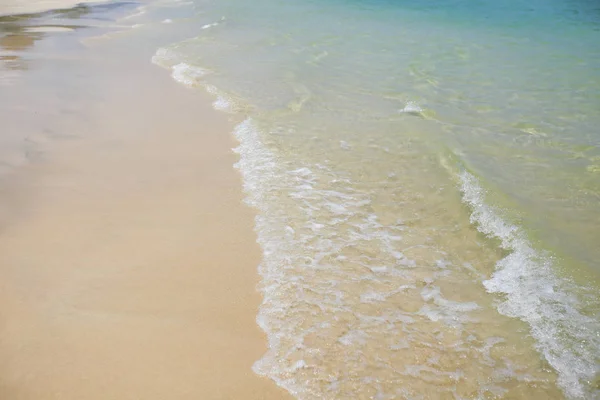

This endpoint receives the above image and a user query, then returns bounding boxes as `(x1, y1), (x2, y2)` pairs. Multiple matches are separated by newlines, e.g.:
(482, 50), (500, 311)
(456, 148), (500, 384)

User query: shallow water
(147, 0), (599, 398)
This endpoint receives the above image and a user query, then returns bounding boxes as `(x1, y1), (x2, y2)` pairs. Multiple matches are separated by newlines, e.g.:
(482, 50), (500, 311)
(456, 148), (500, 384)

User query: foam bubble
(205, 85), (236, 112)
(399, 101), (424, 115)
(152, 50), (239, 112)
(171, 63), (208, 87)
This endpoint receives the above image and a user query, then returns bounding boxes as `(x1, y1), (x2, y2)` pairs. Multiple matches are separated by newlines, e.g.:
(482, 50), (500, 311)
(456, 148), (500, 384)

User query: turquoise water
(148, 0), (599, 398)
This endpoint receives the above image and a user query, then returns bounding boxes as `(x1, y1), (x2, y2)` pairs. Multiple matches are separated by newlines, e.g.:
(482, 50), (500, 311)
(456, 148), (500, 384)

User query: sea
(149, 0), (599, 398)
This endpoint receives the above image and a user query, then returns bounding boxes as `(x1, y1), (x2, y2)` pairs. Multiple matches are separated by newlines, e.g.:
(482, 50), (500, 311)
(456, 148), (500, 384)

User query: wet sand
(0, 5), (290, 400)
(0, 0), (99, 17)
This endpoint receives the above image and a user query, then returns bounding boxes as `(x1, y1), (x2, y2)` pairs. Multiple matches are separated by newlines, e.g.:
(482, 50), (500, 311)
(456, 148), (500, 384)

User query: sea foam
(171, 63), (208, 87)
(460, 171), (600, 399)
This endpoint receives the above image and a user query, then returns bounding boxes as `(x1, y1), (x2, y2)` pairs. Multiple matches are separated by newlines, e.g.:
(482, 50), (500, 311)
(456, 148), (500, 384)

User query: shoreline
(0, 4), (290, 399)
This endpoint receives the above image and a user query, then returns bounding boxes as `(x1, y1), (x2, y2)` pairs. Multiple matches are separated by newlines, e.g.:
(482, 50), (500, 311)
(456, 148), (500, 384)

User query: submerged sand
(0, 4), (289, 400)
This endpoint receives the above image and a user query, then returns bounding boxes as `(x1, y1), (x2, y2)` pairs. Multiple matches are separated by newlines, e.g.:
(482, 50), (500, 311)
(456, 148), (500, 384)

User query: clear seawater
(147, 0), (599, 398)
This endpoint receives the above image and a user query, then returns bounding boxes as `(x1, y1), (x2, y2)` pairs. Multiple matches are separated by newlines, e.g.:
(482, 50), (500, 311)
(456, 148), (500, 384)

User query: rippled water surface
(147, 0), (599, 398)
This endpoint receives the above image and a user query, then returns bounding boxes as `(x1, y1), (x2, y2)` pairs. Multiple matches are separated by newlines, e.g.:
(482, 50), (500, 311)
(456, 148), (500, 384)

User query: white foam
(360, 291), (388, 303)
(152, 49), (238, 112)
(205, 85), (235, 112)
(170, 63), (208, 87)
(230, 114), (569, 398)
(290, 360), (308, 371)
(231, 118), (414, 396)
(213, 96), (233, 111)
(460, 171), (600, 399)
(201, 17), (225, 30)
(399, 101), (424, 115)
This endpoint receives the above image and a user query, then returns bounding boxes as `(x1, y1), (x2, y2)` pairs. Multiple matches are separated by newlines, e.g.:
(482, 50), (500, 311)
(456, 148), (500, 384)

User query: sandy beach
(0, 0), (98, 16)
(0, 3), (290, 399)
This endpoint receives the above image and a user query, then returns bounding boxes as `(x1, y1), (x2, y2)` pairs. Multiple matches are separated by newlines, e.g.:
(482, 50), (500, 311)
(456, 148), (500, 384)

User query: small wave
(202, 17), (225, 30)
(460, 171), (600, 399)
(152, 48), (209, 88)
(152, 48), (240, 112)
(121, 5), (146, 21)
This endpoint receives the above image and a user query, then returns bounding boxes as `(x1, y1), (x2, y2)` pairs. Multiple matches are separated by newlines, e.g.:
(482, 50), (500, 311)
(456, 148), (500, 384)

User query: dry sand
(0, 5), (290, 400)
